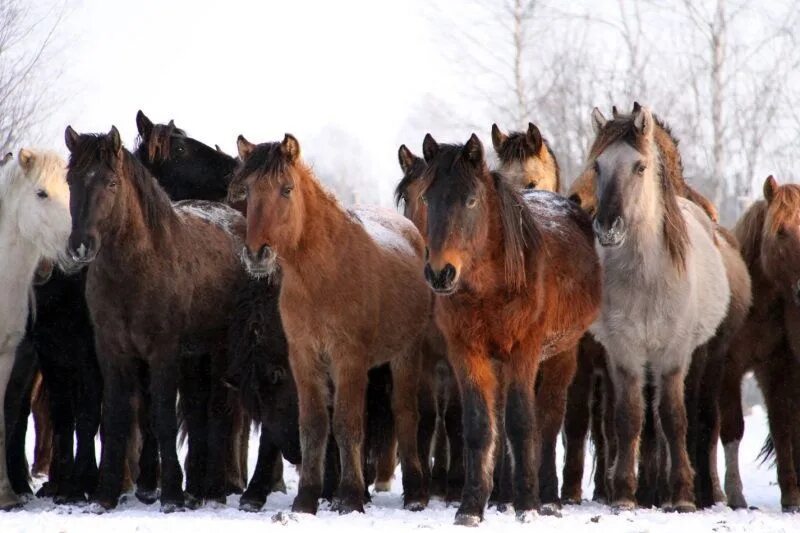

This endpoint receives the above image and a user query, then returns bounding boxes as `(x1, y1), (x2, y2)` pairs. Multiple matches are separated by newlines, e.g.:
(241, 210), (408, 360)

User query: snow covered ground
(2, 405), (797, 532)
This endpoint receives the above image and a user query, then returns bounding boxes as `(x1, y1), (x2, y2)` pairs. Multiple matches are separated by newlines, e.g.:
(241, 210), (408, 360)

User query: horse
(588, 104), (730, 512)
(720, 176), (800, 512)
(64, 125), (248, 512)
(135, 110), (258, 496)
(232, 133), (431, 515)
(0, 149), (73, 510)
(491, 122), (560, 192)
(416, 133), (600, 524)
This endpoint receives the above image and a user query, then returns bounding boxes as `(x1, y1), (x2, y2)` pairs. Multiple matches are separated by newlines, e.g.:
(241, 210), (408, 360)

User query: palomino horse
(418, 133), (600, 524)
(0, 150), (72, 510)
(721, 176), (800, 512)
(491, 122), (560, 192)
(589, 104), (730, 512)
(64, 126), (248, 512)
(233, 134), (430, 514)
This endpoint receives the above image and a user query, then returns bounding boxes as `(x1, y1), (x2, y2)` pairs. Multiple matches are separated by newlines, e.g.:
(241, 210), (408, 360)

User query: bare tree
(0, 0), (66, 154)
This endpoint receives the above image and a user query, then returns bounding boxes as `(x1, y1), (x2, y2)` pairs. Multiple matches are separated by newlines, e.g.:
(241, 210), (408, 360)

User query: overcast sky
(32, 0), (464, 203)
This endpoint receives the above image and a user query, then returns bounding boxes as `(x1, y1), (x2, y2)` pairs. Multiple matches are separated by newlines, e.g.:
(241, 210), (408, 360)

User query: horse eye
(108, 179), (118, 189)
(36, 189), (48, 199)
(175, 145), (185, 155)
(466, 195), (478, 208)
(281, 185), (294, 198)
(526, 183), (536, 190)
(593, 161), (600, 174)
(636, 163), (647, 175)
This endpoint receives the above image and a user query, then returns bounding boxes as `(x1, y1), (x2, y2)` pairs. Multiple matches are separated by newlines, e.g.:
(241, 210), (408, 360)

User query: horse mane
(69, 134), (176, 234)
(496, 132), (561, 192)
(590, 112), (689, 271)
(492, 171), (543, 292)
(734, 200), (767, 271)
(136, 122), (187, 164)
(394, 156), (427, 206)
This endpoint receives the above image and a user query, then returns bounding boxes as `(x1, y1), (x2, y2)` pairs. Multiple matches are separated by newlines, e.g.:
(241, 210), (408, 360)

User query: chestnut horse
(491, 122), (560, 192)
(721, 176), (800, 512)
(417, 133), (600, 524)
(64, 126), (247, 512)
(232, 134), (430, 514)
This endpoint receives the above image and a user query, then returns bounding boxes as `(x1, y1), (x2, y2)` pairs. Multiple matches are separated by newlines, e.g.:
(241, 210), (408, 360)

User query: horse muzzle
(242, 244), (278, 279)
(424, 262), (459, 295)
(593, 216), (626, 248)
(68, 236), (99, 265)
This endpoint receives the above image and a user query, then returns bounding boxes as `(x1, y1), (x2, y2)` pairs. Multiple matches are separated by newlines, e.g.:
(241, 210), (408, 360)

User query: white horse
(588, 105), (730, 512)
(0, 149), (71, 509)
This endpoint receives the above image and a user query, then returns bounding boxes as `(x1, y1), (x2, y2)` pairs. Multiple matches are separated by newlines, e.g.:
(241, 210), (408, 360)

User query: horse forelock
(591, 113), (688, 271)
(139, 123), (186, 164)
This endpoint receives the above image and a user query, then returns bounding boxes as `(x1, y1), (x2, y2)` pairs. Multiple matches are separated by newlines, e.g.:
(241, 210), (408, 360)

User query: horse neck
(280, 176), (355, 288)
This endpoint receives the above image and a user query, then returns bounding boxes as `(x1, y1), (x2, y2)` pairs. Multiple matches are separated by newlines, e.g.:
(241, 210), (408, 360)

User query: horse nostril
(257, 244), (269, 262)
(424, 263), (435, 284)
(442, 264), (456, 284)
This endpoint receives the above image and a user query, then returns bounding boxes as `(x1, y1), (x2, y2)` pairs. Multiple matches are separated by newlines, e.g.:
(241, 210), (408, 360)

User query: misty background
(11, 0), (800, 224)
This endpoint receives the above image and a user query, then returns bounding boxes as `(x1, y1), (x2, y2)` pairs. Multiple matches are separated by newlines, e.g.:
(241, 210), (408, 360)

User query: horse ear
(526, 122), (543, 154)
(18, 148), (34, 171)
(422, 133), (439, 163)
(65, 125), (80, 153)
(632, 101), (642, 114)
(215, 144), (223, 153)
(398, 144), (418, 175)
(632, 105), (654, 139)
(281, 134), (301, 163)
(764, 175), (779, 204)
(463, 133), (484, 166)
(591, 107), (607, 134)
(136, 110), (154, 139)
(491, 124), (507, 153)
(109, 126), (122, 156)
(612, 105), (620, 118)
(237, 135), (255, 160)
(0, 152), (12, 166)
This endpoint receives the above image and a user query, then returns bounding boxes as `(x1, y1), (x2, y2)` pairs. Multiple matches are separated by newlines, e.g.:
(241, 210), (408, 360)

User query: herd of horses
(0, 102), (798, 526)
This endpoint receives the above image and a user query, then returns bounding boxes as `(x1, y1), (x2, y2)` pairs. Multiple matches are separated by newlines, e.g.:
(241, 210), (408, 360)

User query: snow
(2, 406), (797, 532)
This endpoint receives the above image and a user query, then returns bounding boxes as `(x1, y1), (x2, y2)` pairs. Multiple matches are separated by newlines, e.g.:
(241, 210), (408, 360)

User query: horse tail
(757, 434), (776, 466)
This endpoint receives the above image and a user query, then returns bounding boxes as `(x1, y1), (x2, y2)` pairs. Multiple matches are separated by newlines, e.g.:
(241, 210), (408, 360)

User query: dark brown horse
(64, 126), (247, 512)
(417, 133), (600, 524)
(721, 176), (800, 513)
(232, 134), (431, 514)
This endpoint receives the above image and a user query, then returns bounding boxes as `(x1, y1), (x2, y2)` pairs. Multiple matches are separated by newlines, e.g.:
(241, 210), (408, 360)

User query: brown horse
(64, 126), (247, 512)
(232, 134), (431, 514)
(417, 133), (600, 524)
(398, 145), (579, 511)
(721, 176), (800, 513)
(491, 122), (560, 192)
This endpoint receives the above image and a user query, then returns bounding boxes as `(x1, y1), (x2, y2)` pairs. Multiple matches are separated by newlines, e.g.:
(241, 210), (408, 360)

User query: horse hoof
(239, 499), (264, 513)
(271, 479), (287, 494)
(727, 494), (748, 510)
(291, 495), (319, 515)
(160, 502), (186, 514)
(373, 480), (392, 492)
(673, 501), (696, 513)
(184, 493), (202, 510)
(332, 498), (364, 514)
(611, 499), (635, 513)
(782, 505), (800, 513)
(54, 493), (87, 506)
(404, 500), (426, 512)
(0, 493), (22, 511)
(136, 489), (159, 505)
(516, 509), (537, 523)
(454, 513), (482, 527)
(86, 501), (111, 514)
(540, 503), (562, 517)
(36, 482), (56, 498)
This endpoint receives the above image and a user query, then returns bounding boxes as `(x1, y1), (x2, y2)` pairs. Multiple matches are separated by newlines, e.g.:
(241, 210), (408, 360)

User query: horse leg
(695, 341), (725, 508)
(758, 360), (800, 512)
(490, 368), (511, 509)
(444, 374), (464, 503)
(240, 429), (280, 512)
(31, 374), (53, 478)
(608, 362), (643, 510)
(452, 353), (499, 526)
(6, 340), (36, 496)
(658, 366), (696, 512)
(374, 436), (397, 492)
(590, 371), (608, 503)
(73, 347), (101, 500)
(92, 354), (135, 511)
(290, 351), (330, 515)
(416, 370), (437, 498)
(430, 371), (448, 498)
(178, 354), (208, 505)
(43, 361), (77, 503)
(719, 359), (747, 509)
(204, 344), (233, 503)
(135, 385), (160, 504)
(537, 348), (577, 511)
(149, 353), (184, 512)
(391, 353), (427, 510)
(636, 381), (659, 508)
(562, 343), (593, 505)
(0, 348), (19, 509)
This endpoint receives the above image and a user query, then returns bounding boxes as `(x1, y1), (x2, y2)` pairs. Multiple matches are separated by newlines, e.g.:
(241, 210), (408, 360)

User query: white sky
(33, 0), (458, 203)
